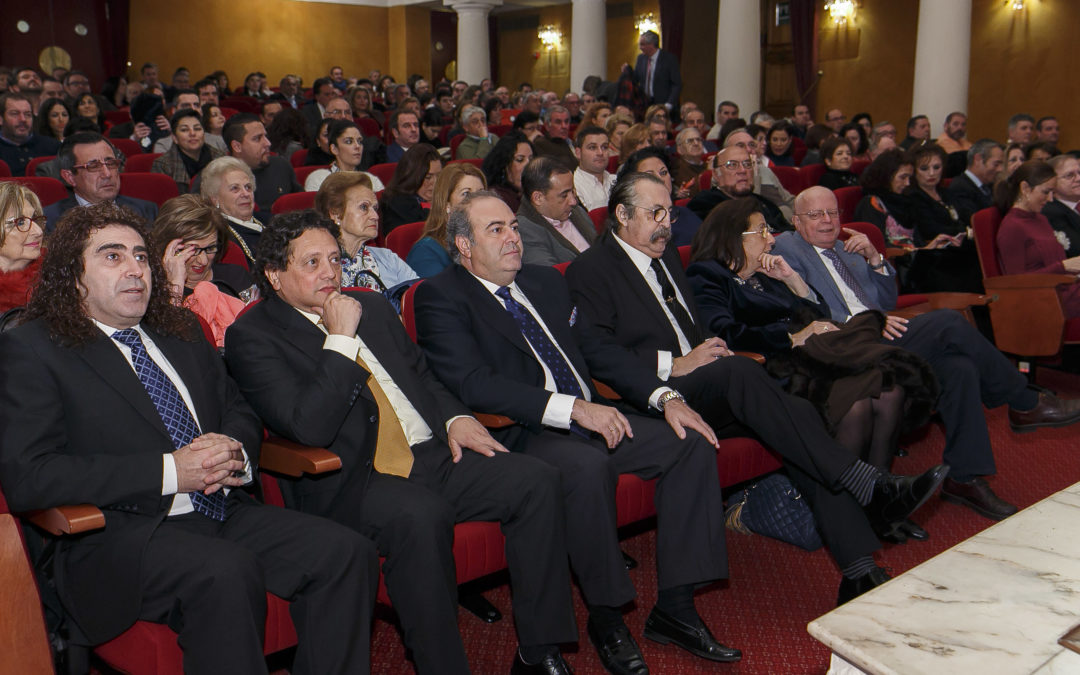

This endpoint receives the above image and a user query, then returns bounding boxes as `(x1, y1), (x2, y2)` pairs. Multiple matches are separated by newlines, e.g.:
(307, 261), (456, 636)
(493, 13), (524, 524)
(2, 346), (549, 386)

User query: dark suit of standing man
(415, 191), (754, 674)
(223, 210), (576, 675)
(772, 186), (1080, 520)
(633, 30), (681, 110)
(0, 203), (376, 674)
(944, 138), (1003, 228)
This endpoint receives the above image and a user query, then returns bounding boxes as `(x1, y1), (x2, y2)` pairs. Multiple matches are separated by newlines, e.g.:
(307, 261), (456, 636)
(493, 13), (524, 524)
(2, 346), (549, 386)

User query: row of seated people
(13, 160), (1080, 671)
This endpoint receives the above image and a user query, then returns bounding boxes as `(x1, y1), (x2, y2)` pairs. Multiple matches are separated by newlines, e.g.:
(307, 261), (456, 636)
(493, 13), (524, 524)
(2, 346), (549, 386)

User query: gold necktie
(355, 352), (414, 478)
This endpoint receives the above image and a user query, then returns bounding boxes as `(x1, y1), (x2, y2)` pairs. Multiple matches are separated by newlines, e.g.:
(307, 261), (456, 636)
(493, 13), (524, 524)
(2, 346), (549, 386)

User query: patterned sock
(838, 459), (882, 506)
(841, 556), (878, 580)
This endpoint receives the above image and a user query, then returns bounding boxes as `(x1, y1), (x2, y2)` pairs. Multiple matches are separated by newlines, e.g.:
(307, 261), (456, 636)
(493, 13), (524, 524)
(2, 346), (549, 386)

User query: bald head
(712, 145), (753, 195)
(792, 187), (841, 248)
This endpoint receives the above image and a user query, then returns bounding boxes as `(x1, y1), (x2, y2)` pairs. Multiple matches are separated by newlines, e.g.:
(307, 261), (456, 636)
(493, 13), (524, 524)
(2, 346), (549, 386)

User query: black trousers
(333, 442), (576, 675)
(891, 309), (1028, 479)
(137, 494), (378, 675)
(672, 355), (880, 569)
(520, 414), (727, 609)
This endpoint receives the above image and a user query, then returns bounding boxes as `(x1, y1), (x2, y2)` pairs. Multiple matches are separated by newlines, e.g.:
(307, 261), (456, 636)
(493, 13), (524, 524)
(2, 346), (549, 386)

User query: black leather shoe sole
(1009, 416), (1080, 433)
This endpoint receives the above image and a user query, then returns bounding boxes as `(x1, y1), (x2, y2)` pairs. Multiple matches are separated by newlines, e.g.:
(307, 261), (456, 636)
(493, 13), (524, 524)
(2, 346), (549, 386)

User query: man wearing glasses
(672, 128), (707, 197)
(687, 145), (791, 231)
(44, 132), (158, 231)
(773, 186), (1080, 521)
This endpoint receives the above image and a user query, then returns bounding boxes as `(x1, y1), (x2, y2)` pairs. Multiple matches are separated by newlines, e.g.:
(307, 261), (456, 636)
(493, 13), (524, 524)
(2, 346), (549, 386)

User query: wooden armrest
(923, 292), (993, 310)
(984, 274), (1078, 291)
(475, 413), (515, 428)
(885, 247), (909, 260)
(592, 379), (620, 400)
(734, 351), (766, 364)
(25, 505), (105, 536)
(260, 437), (342, 477)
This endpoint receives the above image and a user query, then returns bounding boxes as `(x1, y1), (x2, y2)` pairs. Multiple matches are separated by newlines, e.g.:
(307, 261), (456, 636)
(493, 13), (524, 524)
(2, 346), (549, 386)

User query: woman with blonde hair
(618, 123), (652, 165)
(406, 162), (487, 277)
(0, 182), (46, 313)
(580, 102), (612, 131)
(605, 112), (634, 159)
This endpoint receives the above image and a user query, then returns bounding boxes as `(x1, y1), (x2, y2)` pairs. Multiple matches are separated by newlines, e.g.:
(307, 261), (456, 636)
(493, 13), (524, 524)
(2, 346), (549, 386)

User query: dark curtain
(95, 0), (130, 78)
(657, 0), (684, 61)
(790, 0), (819, 111)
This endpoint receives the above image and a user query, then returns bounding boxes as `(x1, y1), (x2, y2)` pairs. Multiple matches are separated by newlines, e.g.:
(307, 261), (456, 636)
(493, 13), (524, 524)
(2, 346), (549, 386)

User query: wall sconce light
(824, 0), (856, 26)
(538, 25), (562, 50)
(1007, 0), (1024, 9)
(635, 13), (659, 35)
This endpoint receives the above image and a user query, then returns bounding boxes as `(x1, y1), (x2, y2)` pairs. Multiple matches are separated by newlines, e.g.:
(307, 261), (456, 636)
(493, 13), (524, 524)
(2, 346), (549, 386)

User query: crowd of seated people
(4, 58), (1080, 674)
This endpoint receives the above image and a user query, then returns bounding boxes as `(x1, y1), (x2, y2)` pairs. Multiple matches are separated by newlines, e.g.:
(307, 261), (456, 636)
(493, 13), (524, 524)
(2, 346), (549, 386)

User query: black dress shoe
(1008, 392), (1080, 432)
(643, 607), (741, 663)
(941, 477), (1018, 520)
(873, 518), (929, 544)
(587, 622), (648, 675)
(837, 566), (891, 606)
(511, 650), (574, 675)
(898, 519), (929, 540)
(865, 464), (949, 527)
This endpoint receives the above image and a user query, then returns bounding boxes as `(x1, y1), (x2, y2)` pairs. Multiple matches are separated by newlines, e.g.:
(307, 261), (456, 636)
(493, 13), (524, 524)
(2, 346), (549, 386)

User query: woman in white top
(303, 119), (385, 193)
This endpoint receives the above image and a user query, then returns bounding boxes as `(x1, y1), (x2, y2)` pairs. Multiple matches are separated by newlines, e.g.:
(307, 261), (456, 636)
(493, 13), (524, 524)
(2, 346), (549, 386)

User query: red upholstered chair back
(356, 117), (381, 138)
(0, 160), (10, 177)
(110, 138), (143, 159)
(119, 173), (180, 207)
(790, 137), (807, 166)
(294, 165), (329, 186)
(123, 153), (161, 173)
(499, 109), (519, 126)
(271, 191), (316, 215)
(219, 240), (250, 271)
(553, 261), (571, 275)
(219, 107), (240, 120)
(607, 155), (620, 174)
(771, 166), (802, 195)
(400, 280), (423, 341)
(971, 206), (1004, 278)
(105, 109), (131, 126)
(840, 221), (887, 257)
(698, 170), (713, 192)
(800, 163), (826, 191)
(450, 134), (466, 159)
(834, 186), (863, 224)
(290, 149), (308, 167)
(4, 177), (69, 206)
(678, 245), (691, 268)
(368, 162), (397, 187)
(851, 159), (871, 175)
(588, 207), (608, 235)
(24, 155), (55, 178)
(675, 197), (690, 208)
(385, 221), (425, 260)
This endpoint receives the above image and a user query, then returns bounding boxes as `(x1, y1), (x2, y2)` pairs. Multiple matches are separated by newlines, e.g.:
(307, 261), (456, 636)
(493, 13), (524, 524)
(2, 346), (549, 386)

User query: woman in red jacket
(0, 182), (45, 312)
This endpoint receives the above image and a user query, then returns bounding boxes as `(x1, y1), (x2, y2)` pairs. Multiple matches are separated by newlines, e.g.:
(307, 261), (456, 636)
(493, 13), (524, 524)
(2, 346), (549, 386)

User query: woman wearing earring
(996, 160), (1080, 317)
(303, 120), (385, 192)
(200, 157), (262, 268)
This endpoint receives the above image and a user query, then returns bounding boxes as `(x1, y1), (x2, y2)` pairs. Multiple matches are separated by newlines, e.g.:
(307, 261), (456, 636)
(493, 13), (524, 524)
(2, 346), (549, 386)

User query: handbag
(725, 474), (823, 551)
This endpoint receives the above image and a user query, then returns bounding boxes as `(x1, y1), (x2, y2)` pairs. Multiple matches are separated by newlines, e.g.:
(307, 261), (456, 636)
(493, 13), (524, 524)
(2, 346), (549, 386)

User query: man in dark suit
(565, 174), (950, 601)
(633, 30), (681, 111)
(0, 92), (60, 177)
(687, 146), (790, 231)
(224, 210), (577, 675)
(301, 78), (336, 137)
(43, 132), (158, 231)
(773, 186), (1080, 520)
(517, 156), (596, 266)
(1043, 155), (1080, 257)
(945, 138), (1004, 228)
(414, 190), (744, 674)
(0, 203), (376, 673)
(532, 106), (578, 171)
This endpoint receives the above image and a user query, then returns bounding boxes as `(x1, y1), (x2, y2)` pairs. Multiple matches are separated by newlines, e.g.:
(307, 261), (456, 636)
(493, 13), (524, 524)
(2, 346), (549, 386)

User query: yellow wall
(388, 6), (433, 83)
(128, 0), (391, 87)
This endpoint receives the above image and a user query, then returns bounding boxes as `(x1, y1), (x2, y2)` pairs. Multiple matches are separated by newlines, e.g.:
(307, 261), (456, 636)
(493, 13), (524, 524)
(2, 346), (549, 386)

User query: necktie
(820, 248), (874, 311)
(645, 57), (654, 98)
(354, 352), (415, 478)
(981, 183), (992, 198)
(111, 329), (227, 521)
(649, 259), (701, 346)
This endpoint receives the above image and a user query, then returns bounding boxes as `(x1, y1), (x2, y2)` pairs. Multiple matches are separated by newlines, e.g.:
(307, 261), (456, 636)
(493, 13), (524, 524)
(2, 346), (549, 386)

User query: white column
(911, 0), (971, 129)
(444, 0), (502, 85)
(715, 0), (761, 116)
(570, 0), (607, 94)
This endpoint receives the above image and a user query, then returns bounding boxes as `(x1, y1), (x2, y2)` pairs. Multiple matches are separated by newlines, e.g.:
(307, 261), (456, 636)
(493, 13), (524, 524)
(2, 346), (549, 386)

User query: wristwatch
(869, 258), (887, 270)
(657, 390), (685, 412)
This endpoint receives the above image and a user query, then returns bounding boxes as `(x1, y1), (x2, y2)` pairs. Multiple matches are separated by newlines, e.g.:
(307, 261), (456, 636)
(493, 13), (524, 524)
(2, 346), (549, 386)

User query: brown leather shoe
(1009, 392), (1080, 432)
(940, 477), (1018, 520)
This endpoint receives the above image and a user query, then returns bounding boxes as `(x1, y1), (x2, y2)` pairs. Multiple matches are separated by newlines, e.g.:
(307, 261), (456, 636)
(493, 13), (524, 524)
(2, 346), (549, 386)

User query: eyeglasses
(72, 157), (122, 173)
(680, 137), (704, 146)
(325, 109), (349, 118)
(1058, 171), (1080, 181)
(189, 243), (220, 257)
(3, 215), (46, 232)
(741, 226), (775, 240)
(796, 208), (843, 221)
(628, 204), (680, 224)
(719, 160), (754, 170)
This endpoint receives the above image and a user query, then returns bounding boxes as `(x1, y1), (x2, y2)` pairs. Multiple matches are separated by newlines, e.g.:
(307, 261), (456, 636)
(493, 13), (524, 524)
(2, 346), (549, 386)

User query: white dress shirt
(574, 168), (616, 212)
(812, 245), (891, 321)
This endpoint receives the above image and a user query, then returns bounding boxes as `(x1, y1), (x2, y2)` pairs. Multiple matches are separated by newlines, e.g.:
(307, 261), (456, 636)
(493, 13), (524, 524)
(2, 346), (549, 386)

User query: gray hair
(675, 127), (701, 145)
(446, 189), (504, 263)
(749, 111), (774, 125)
(200, 156), (256, 199)
(543, 105), (569, 125)
(461, 105), (486, 124)
(967, 138), (1003, 167)
(640, 30), (660, 47)
(607, 172), (666, 232)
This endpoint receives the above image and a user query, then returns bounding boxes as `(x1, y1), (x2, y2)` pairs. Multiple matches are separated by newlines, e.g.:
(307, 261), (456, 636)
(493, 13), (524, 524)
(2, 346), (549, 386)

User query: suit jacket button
(369, 415), (377, 423)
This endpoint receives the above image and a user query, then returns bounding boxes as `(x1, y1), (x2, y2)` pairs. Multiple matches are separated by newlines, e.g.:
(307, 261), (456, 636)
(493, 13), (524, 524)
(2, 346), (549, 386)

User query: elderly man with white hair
(455, 105), (499, 160)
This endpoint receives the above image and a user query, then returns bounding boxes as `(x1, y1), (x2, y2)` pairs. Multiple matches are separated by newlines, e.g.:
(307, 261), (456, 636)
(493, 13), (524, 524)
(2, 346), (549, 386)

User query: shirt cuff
(237, 445), (253, 486)
(445, 415), (473, 434)
(162, 453), (178, 496)
(656, 350), (673, 381)
(324, 333), (361, 360)
(649, 386), (675, 411)
(542, 392), (578, 429)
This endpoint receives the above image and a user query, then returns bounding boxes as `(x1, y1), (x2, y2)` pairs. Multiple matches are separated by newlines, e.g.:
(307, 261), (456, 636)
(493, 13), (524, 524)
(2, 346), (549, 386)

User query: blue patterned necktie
(820, 248), (874, 311)
(112, 329), (228, 521)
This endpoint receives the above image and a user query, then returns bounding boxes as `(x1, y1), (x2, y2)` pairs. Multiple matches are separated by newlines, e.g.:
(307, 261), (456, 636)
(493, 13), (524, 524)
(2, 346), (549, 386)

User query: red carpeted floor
(370, 368), (1080, 674)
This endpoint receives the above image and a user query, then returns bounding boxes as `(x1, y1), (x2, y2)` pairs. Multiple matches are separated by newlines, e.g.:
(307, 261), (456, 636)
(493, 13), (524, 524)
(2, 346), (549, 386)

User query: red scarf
(0, 256), (42, 312)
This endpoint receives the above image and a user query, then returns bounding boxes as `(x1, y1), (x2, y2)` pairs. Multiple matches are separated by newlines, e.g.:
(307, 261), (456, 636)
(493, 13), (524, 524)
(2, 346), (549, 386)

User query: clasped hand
(173, 433), (246, 494)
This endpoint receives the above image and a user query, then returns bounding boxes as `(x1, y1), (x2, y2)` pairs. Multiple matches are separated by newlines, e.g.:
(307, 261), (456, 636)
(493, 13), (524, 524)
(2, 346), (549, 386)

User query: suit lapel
(75, 331), (174, 439)
(452, 265), (536, 359)
(601, 233), (683, 345)
(149, 328), (215, 428)
(515, 268), (592, 380)
(519, 201), (580, 255)
(787, 234), (850, 318)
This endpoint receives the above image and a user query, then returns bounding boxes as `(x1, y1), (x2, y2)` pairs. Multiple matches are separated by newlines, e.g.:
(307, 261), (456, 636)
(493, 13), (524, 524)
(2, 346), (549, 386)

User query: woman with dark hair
(717, 118), (747, 147)
(201, 103), (227, 145)
(840, 122), (870, 162)
(72, 92), (106, 132)
(906, 144), (964, 240)
(765, 121), (796, 167)
(1004, 142), (1025, 178)
(35, 98), (69, 142)
(303, 119), (384, 192)
(617, 146), (702, 246)
(100, 76), (127, 110)
(1024, 142), (1058, 163)
(481, 130), (534, 212)
(996, 160), (1080, 317)
(408, 162), (487, 277)
(855, 149), (971, 293)
(152, 109), (225, 194)
(686, 197), (937, 541)
(382, 144), (443, 233)
(852, 113), (873, 140)
(800, 125), (835, 166)
(211, 70), (231, 96)
(818, 137), (859, 190)
(304, 119), (335, 166)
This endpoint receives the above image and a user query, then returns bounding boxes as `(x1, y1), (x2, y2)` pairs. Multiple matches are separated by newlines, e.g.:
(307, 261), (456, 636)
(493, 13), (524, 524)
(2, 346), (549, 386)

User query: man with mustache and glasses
(43, 132), (158, 231)
(563, 173), (951, 610)
(687, 144), (791, 231)
(414, 189), (742, 674)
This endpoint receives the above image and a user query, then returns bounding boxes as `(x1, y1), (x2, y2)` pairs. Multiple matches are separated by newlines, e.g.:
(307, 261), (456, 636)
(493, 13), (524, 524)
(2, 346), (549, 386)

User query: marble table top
(808, 482), (1080, 674)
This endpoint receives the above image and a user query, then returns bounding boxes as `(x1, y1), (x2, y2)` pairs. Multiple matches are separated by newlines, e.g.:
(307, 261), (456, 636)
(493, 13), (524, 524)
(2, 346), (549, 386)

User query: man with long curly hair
(0, 203), (378, 673)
